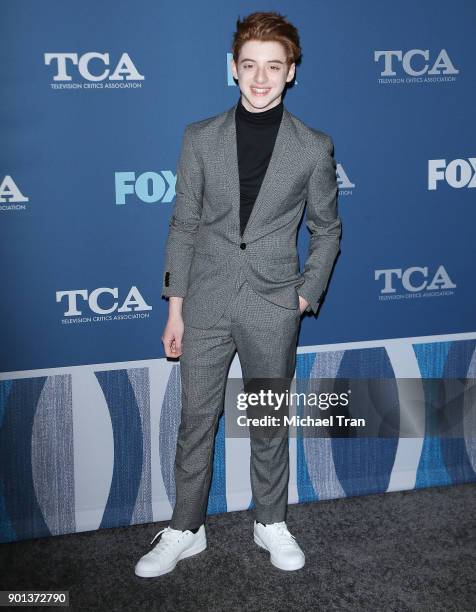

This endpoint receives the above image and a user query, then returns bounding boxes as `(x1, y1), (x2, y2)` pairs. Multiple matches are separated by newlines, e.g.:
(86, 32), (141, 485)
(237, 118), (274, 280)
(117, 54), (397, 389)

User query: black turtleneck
(235, 96), (284, 237)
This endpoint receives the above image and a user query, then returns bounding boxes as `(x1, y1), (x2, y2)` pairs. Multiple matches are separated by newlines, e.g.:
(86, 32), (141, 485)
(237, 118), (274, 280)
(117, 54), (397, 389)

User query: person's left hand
(298, 295), (309, 315)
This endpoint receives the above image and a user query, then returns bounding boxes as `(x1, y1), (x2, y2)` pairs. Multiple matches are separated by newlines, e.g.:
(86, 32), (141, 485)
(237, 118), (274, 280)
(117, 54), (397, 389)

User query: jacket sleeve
(297, 133), (342, 314)
(161, 125), (204, 298)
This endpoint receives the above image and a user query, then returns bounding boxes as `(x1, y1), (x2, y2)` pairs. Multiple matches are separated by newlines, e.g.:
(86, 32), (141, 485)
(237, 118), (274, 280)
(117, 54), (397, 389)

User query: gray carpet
(1, 483), (475, 611)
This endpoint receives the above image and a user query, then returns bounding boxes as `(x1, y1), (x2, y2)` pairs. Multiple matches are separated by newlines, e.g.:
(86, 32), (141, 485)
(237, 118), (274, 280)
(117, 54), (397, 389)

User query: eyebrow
(239, 58), (285, 64)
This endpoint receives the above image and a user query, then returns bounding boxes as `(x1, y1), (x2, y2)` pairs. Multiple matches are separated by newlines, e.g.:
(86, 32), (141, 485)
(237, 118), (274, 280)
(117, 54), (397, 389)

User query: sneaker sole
(253, 533), (305, 571)
(134, 538), (207, 578)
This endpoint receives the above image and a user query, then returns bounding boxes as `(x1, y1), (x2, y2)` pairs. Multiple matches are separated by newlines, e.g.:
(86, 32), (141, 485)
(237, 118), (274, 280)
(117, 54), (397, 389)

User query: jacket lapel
(220, 100), (291, 240)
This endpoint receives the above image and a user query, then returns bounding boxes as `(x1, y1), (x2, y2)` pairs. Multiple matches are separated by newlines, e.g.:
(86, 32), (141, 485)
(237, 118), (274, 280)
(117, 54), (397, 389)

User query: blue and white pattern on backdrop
(1, 1), (475, 542)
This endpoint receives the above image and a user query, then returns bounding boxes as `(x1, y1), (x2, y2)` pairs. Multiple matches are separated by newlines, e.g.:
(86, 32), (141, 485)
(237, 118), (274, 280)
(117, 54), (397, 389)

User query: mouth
(250, 86), (272, 96)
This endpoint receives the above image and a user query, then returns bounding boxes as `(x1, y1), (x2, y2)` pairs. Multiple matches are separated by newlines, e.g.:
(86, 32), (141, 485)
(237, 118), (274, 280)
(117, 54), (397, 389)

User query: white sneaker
(134, 525), (207, 577)
(254, 521), (305, 571)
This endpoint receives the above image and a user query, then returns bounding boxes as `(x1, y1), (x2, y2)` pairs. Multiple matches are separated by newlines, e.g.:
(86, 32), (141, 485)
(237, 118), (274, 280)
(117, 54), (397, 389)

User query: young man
(135, 11), (341, 576)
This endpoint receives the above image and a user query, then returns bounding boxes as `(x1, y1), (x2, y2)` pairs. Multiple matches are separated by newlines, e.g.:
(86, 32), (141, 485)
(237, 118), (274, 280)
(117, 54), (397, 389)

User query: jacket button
(240, 242), (246, 250)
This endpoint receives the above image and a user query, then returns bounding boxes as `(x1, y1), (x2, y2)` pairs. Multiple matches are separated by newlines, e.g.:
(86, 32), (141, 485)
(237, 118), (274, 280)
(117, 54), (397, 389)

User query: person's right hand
(162, 312), (184, 358)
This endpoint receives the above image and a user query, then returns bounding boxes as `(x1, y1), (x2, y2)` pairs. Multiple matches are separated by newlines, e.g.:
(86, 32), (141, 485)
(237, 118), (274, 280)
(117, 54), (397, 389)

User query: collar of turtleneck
(236, 96), (284, 125)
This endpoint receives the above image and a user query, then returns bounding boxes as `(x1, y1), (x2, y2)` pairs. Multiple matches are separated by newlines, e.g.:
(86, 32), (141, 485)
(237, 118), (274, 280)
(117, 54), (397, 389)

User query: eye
(270, 65), (281, 70)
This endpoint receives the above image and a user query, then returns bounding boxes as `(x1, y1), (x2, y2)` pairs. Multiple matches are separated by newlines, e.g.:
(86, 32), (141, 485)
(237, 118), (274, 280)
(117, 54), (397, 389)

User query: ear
(286, 62), (296, 83)
(231, 57), (238, 81)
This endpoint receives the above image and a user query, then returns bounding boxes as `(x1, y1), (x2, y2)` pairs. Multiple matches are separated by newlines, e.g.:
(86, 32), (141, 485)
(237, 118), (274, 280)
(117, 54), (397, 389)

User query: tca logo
(44, 52), (144, 82)
(428, 158), (476, 190)
(336, 163), (355, 191)
(56, 286), (152, 316)
(375, 265), (456, 294)
(115, 172), (176, 204)
(374, 49), (459, 77)
(0, 176), (29, 203)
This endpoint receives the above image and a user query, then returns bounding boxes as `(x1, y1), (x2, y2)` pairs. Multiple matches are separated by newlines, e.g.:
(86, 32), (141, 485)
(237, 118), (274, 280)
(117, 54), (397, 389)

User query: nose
(255, 66), (268, 83)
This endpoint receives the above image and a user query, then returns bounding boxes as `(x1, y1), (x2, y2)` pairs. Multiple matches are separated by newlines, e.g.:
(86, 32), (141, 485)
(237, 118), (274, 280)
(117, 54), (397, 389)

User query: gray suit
(162, 100), (342, 327)
(162, 100), (342, 530)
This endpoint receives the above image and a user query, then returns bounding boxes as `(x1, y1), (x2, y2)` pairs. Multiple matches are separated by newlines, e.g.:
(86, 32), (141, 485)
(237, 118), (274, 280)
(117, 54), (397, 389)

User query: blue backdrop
(1, 1), (475, 543)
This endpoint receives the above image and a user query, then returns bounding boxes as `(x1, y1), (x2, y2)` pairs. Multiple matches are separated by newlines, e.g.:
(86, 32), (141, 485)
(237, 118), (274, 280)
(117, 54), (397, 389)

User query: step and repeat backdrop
(1, 1), (475, 542)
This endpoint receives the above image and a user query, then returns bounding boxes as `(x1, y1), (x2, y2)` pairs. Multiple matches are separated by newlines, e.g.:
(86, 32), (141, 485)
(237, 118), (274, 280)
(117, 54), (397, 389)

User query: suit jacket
(161, 100), (342, 329)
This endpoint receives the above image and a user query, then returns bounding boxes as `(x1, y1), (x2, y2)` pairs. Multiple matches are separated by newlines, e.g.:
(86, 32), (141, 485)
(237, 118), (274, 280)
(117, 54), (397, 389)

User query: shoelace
(149, 527), (183, 553)
(266, 522), (297, 548)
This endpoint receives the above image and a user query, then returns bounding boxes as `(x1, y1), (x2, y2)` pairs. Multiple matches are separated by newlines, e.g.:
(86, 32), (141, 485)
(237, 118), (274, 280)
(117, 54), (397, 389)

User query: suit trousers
(169, 266), (301, 531)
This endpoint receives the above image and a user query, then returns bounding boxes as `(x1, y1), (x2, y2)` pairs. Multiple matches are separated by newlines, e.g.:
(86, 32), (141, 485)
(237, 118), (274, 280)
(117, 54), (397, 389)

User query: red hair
(232, 11), (302, 67)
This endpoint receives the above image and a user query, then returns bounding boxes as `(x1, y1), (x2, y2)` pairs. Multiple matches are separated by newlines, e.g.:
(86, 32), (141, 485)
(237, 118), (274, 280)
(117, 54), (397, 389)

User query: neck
(239, 94), (282, 114)
(238, 94), (283, 115)
(236, 96), (284, 123)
